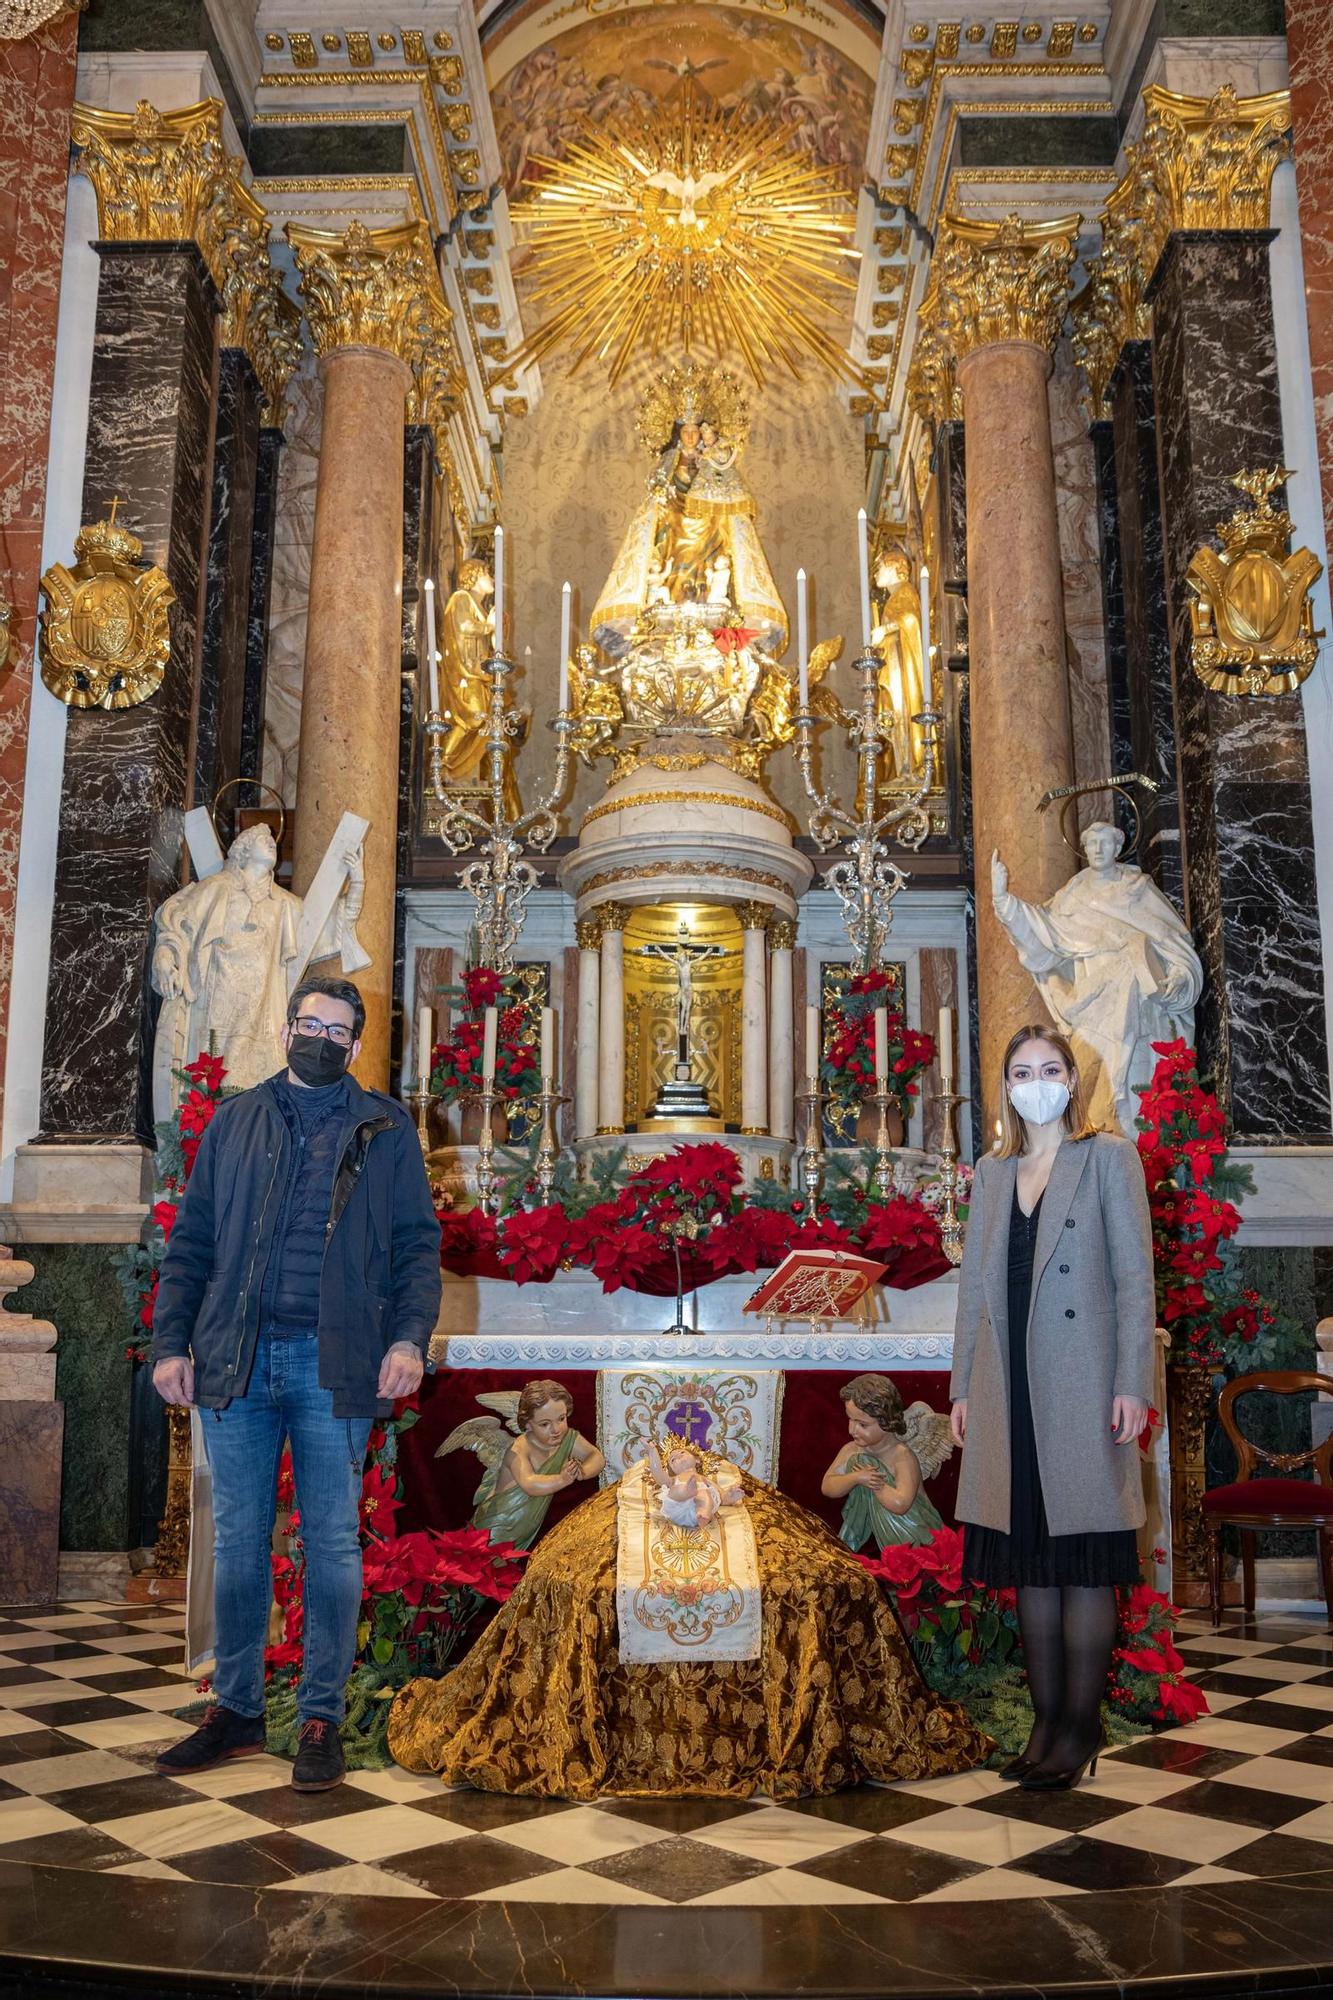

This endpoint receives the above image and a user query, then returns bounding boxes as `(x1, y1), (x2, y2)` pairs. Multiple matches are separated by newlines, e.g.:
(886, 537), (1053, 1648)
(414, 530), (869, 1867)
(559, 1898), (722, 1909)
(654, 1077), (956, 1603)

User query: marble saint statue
(992, 821), (1204, 1137)
(870, 549), (928, 785)
(150, 822), (366, 1121)
(437, 560), (523, 817)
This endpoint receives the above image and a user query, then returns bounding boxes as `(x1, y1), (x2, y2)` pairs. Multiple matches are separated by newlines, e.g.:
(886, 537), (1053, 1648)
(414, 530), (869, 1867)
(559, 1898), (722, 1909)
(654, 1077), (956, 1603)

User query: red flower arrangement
(428, 965), (539, 1107)
(1135, 1042), (1284, 1371)
(820, 969), (935, 1125)
(435, 1140), (954, 1297)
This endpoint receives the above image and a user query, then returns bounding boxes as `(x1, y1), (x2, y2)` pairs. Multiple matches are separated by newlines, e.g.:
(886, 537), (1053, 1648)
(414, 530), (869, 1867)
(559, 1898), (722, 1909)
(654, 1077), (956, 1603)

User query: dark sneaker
(155, 1705), (265, 1775)
(292, 1717), (346, 1792)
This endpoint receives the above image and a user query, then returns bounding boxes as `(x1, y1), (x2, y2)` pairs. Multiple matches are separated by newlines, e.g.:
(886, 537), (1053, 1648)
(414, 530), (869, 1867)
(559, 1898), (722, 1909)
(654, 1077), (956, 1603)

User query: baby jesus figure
(644, 1442), (744, 1530)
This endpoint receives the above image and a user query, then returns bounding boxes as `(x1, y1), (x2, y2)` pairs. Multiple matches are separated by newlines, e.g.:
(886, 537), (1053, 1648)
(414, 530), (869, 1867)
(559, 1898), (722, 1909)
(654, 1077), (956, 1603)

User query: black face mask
(286, 1032), (352, 1087)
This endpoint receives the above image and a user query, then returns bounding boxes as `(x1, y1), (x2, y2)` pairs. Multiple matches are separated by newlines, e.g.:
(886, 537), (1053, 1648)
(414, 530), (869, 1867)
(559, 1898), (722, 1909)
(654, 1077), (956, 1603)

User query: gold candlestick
(473, 1083), (500, 1217)
(534, 1082), (567, 1202)
(410, 1084), (434, 1161)
(935, 1087), (969, 1266)
(869, 1083), (896, 1200)
(797, 1078), (825, 1211)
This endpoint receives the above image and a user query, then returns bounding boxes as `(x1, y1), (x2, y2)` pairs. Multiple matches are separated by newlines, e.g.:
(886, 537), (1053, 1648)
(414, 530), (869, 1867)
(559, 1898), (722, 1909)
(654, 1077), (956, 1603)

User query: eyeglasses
(291, 1015), (355, 1047)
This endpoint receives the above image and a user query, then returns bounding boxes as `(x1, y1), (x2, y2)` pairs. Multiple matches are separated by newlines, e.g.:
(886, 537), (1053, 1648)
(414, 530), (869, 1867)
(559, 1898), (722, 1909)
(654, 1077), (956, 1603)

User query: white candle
(423, 578), (441, 714)
(558, 581), (571, 715)
(481, 1006), (498, 1087)
(874, 1007), (888, 1090)
(939, 1005), (955, 1086)
(857, 508), (872, 650)
(805, 1002), (819, 1090)
(417, 1005), (433, 1088)
(919, 562), (931, 667)
(493, 525), (504, 644)
(796, 567), (809, 708)
(925, 642), (937, 716)
(540, 1005), (555, 1084)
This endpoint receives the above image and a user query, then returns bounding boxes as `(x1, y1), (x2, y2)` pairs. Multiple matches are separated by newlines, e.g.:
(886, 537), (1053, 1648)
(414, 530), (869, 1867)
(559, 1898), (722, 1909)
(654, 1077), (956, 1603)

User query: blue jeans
(203, 1335), (372, 1725)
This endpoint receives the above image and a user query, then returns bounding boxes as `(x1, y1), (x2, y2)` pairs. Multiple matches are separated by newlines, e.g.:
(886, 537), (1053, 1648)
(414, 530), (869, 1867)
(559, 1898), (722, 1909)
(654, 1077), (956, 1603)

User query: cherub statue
(748, 634), (849, 753)
(436, 1379), (605, 1549)
(821, 1373), (949, 1552)
(705, 554), (733, 607)
(644, 1441), (745, 1531)
(566, 642), (624, 765)
(646, 556), (674, 607)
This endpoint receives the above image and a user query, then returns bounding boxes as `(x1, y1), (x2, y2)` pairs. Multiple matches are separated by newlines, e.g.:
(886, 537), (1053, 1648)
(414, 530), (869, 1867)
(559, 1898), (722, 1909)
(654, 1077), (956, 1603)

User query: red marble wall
(1289, 1), (1333, 554)
(0, 17), (78, 1125)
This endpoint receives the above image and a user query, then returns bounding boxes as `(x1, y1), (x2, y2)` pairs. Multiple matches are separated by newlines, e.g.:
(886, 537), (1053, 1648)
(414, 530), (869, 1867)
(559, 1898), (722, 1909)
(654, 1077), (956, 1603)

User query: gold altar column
(574, 914), (603, 1142)
(288, 221), (457, 1085)
(597, 904), (628, 1135)
(767, 918), (796, 1143)
(738, 903), (770, 1136)
(915, 215), (1080, 1121)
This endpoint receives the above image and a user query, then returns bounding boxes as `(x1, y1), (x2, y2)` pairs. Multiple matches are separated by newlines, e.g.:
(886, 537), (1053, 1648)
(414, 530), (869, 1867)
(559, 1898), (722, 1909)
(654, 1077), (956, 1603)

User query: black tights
(1016, 1585), (1118, 1769)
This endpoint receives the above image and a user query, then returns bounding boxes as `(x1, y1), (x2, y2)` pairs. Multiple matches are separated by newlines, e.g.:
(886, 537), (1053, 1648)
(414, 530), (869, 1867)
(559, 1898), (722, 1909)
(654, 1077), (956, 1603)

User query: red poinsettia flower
(359, 1462), (404, 1531)
(462, 966), (506, 1011)
(499, 1204), (581, 1286)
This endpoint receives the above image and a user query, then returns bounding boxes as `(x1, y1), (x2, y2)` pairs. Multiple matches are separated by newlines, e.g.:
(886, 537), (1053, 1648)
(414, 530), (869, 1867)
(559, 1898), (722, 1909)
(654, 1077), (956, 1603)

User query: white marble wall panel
(262, 357), (320, 805)
(1050, 336), (1113, 800)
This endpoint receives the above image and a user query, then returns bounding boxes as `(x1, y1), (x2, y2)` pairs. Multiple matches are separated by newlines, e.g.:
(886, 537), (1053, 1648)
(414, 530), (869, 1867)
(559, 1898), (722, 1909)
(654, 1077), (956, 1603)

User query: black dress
(964, 1186), (1140, 1590)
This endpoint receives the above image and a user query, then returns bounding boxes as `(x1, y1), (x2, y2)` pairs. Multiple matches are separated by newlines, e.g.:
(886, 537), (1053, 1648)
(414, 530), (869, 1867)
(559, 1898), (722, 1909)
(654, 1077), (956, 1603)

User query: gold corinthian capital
(71, 97), (299, 423)
(286, 218), (463, 444)
(1073, 84), (1290, 412)
(928, 212), (1081, 372)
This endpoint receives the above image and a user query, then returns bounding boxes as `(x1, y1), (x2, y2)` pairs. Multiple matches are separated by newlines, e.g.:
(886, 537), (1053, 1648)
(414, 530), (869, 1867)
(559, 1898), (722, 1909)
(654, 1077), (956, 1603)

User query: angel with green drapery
(821, 1373), (952, 1552)
(436, 1379), (605, 1550)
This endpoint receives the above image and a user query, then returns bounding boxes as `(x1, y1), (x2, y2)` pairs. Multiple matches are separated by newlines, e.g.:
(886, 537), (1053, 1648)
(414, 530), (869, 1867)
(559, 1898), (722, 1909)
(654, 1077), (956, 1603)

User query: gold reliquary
(1186, 467), (1323, 697)
(39, 500), (175, 710)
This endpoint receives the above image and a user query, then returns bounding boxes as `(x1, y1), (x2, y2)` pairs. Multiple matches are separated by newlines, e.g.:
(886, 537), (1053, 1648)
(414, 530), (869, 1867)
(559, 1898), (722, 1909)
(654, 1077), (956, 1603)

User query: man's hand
(378, 1341), (424, 1401)
(990, 849), (1009, 902)
(1112, 1395), (1149, 1445)
(950, 1398), (967, 1447)
(153, 1357), (194, 1408)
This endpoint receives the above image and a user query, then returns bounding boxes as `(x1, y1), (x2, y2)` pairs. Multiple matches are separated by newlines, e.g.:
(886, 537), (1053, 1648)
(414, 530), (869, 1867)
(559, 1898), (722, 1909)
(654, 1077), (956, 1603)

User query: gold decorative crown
(73, 504), (145, 572)
(1214, 465), (1294, 556)
(635, 362), (751, 455)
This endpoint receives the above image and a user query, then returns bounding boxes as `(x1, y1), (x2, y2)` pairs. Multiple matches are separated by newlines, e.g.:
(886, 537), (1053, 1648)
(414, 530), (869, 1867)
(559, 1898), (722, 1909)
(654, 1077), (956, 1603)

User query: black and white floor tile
(0, 1601), (1330, 1911)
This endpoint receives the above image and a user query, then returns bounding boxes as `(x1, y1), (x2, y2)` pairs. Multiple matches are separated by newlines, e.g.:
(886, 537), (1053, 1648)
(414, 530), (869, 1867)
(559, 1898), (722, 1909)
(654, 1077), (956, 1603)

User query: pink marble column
(0, 18), (77, 1131)
(1288, 3), (1333, 555)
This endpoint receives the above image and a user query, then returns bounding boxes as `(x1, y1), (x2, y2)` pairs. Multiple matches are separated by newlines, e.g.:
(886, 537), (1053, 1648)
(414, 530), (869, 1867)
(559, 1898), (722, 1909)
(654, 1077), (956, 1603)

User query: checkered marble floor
(0, 1600), (1330, 1908)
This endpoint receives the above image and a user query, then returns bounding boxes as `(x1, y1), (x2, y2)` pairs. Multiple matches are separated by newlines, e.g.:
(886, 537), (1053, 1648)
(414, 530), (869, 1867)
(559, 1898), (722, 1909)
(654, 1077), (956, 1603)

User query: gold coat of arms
(39, 502), (175, 710)
(1186, 467), (1323, 697)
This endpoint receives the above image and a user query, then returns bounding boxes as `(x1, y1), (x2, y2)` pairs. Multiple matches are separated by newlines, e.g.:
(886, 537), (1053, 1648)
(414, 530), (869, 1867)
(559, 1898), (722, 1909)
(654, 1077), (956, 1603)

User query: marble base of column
(294, 344), (409, 1090)
(959, 338), (1075, 1119)
(1150, 232), (1331, 1138)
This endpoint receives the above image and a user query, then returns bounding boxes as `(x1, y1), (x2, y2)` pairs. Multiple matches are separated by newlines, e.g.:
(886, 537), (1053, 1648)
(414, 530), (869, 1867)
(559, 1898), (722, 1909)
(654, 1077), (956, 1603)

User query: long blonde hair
(994, 1023), (1098, 1158)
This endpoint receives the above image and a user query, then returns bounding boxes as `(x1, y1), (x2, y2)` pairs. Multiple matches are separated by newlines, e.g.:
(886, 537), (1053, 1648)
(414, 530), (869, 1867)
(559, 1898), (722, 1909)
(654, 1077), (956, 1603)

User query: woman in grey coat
(949, 1025), (1154, 1791)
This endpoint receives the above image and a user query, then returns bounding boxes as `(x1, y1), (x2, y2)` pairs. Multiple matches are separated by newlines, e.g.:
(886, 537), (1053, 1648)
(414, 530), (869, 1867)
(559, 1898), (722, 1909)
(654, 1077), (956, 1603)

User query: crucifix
(635, 931), (730, 1066)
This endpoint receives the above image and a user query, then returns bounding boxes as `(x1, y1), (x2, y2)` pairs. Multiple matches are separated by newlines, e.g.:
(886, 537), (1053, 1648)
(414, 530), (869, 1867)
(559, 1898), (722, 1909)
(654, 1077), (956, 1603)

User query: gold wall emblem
(39, 502), (175, 710)
(1186, 468), (1323, 697)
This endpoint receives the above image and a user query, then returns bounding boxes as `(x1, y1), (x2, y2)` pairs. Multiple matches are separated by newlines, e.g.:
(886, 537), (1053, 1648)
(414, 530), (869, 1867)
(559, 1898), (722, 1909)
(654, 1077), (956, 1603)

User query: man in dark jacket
(150, 975), (442, 1792)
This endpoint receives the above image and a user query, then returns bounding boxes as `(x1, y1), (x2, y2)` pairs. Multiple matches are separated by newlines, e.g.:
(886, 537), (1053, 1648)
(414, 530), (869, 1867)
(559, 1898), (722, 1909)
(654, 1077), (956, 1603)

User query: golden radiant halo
(504, 79), (873, 398)
(635, 360), (750, 454)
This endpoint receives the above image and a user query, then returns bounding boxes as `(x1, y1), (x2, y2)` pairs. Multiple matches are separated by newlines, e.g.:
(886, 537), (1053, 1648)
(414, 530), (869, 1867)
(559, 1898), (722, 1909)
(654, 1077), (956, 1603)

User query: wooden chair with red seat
(1204, 1371), (1333, 1630)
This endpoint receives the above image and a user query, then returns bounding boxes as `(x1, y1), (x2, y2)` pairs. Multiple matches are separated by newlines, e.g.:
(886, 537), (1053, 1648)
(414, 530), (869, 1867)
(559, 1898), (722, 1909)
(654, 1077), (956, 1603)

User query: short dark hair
(288, 976), (365, 1039)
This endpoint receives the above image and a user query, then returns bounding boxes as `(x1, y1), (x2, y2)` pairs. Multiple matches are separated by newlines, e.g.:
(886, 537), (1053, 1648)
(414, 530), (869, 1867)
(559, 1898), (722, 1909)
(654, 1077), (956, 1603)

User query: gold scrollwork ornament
(39, 503), (175, 710)
(1186, 467), (1324, 697)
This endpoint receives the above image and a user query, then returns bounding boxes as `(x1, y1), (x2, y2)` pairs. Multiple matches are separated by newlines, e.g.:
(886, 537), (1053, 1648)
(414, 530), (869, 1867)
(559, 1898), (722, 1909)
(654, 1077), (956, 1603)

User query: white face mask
(1009, 1078), (1071, 1127)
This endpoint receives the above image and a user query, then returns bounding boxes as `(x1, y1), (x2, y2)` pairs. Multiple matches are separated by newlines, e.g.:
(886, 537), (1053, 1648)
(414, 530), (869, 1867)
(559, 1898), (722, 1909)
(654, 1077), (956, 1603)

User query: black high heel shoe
(998, 1756), (1034, 1782)
(1018, 1738), (1105, 1792)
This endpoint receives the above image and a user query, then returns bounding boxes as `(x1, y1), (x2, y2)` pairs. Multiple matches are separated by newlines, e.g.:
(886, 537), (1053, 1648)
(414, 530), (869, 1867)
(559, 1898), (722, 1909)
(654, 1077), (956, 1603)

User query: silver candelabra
(425, 646), (575, 973)
(792, 646), (942, 971)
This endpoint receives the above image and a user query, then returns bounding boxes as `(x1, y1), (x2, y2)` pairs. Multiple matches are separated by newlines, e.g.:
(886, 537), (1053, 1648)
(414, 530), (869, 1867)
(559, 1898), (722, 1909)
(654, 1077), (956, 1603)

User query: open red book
(743, 1247), (888, 1322)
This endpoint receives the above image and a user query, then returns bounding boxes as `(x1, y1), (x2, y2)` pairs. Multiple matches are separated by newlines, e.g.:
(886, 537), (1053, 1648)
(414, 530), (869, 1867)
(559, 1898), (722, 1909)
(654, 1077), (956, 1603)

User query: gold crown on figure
(74, 506), (145, 572)
(635, 361), (751, 456)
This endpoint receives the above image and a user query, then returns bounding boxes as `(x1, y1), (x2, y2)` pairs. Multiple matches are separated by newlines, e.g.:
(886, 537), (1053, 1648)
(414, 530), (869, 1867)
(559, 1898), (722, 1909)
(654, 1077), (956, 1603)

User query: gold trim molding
(579, 862), (793, 897)
(286, 217), (463, 448)
(70, 98), (299, 425)
(1074, 84), (1291, 410)
(580, 790), (797, 834)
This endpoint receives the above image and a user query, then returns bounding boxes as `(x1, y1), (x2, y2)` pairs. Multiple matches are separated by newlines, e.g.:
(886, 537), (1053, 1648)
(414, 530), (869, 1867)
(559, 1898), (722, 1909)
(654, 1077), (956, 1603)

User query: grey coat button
(1064, 1217), (1076, 1228)
(1059, 1262), (1070, 1274)
(1064, 1308), (1076, 1320)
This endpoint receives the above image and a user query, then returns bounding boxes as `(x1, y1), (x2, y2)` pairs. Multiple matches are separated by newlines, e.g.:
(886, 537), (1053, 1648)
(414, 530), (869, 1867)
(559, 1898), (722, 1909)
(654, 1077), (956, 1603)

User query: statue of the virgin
(591, 364), (786, 659)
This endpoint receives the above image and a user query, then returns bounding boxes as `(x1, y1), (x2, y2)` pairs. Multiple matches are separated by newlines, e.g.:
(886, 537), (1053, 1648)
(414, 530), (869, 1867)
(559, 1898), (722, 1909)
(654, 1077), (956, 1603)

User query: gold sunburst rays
(504, 80), (871, 395)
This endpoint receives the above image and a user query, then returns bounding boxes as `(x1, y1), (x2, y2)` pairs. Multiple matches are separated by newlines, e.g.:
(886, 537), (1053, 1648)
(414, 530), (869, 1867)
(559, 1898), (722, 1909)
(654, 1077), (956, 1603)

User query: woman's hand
(950, 1399), (967, 1447)
(1111, 1395), (1149, 1444)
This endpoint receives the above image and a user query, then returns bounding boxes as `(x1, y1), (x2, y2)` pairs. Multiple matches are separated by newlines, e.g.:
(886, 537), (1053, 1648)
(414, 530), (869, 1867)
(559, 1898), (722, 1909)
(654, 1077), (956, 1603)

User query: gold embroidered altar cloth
(388, 1479), (990, 1800)
(616, 1460), (760, 1664)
